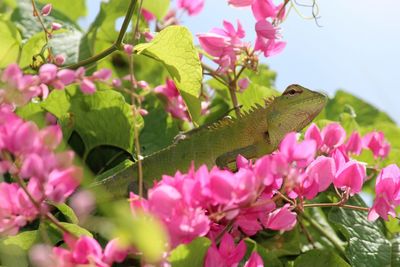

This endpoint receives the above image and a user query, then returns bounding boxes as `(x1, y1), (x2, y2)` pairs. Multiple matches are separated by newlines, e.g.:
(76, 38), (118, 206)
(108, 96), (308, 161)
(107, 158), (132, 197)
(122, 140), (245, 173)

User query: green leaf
(142, 0), (170, 20)
(169, 237), (211, 267)
(0, 231), (38, 267)
(245, 239), (283, 267)
(11, 0), (83, 65)
(339, 112), (360, 136)
(391, 235), (400, 267)
(0, 18), (21, 68)
(41, 87), (141, 157)
(294, 249), (350, 267)
(53, 203), (79, 224)
(139, 95), (180, 156)
(18, 32), (47, 68)
(51, 222), (93, 237)
(112, 202), (168, 263)
(0, 230), (38, 251)
(135, 26), (203, 124)
(15, 102), (46, 128)
(37, 0), (86, 21)
(256, 226), (301, 258)
(328, 195), (391, 267)
(325, 90), (395, 127)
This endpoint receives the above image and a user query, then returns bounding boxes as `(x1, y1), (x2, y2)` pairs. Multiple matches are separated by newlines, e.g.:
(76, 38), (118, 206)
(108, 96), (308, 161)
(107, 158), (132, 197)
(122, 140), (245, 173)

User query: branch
(65, 0), (138, 69)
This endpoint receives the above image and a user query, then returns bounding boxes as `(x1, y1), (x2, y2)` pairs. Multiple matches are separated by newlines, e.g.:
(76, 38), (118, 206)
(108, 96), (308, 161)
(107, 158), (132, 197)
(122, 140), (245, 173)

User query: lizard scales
(97, 84), (327, 198)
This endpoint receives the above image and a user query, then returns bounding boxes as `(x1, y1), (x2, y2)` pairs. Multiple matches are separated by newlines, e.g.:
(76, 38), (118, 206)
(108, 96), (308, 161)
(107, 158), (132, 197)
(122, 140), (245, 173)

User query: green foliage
(256, 227), (301, 258)
(325, 90), (395, 126)
(15, 102), (47, 128)
(142, 0), (170, 20)
(53, 203), (79, 224)
(0, 230), (38, 267)
(41, 86), (142, 158)
(245, 238), (283, 267)
(169, 237), (211, 267)
(37, 0), (86, 21)
(0, 18), (21, 67)
(139, 95), (180, 156)
(112, 203), (168, 263)
(328, 196), (391, 267)
(11, 0), (83, 65)
(135, 26), (203, 124)
(294, 249), (350, 267)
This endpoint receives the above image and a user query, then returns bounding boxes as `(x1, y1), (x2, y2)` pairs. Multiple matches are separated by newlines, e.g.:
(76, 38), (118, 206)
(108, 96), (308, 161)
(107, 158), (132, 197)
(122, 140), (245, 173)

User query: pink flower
(155, 79), (190, 121)
(41, 4), (52, 16)
(345, 132), (363, 155)
(53, 235), (128, 266)
(261, 204), (297, 231)
(279, 132), (316, 168)
(234, 195), (276, 235)
(123, 44), (134, 55)
(177, 0), (205, 16)
(205, 233), (246, 267)
(334, 161), (366, 195)
(198, 20), (246, 72)
(244, 252), (264, 267)
(103, 239), (130, 264)
(322, 123), (346, 150)
(1, 64), (41, 106)
(368, 164), (400, 221)
(228, 0), (254, 7)
(93, 69), (112, 81)
(306, 156), (336, 192)
(39, 64), (75, 90)
(141, 9), (156, 23)
(252, 0), (281, 20)
(363, 131), (390, 159)
(54, 54), (65, 66)
(51, 22), (62, 31)
(238, 77), (250, 91)
(228, 0), (284, 20)
(305, 123), (323, 148)
(80, 78), (96, 94)
(305, 123), (347, 153)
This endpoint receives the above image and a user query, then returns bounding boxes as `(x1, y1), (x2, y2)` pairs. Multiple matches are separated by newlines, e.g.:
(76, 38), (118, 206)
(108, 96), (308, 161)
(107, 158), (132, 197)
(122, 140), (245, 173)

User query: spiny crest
(207, 97), (274, 131)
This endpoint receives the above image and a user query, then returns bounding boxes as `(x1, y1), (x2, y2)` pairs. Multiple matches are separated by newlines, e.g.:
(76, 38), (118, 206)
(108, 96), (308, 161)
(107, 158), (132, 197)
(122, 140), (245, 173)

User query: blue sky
(82, 0), (399, 124)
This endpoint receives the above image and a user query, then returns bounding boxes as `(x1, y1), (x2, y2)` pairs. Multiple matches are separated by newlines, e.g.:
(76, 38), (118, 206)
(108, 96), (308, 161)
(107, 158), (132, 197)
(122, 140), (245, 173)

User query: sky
(82, 0), (400, 124)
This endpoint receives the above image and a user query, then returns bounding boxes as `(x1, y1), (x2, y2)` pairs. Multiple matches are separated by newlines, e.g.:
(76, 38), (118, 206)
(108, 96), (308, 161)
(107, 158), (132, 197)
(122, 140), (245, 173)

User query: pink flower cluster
(205, 232), (263, 267)
(368, 164), (400, 221)
(197, 0), (286, 72)
(198, 20), (247, 73)
(128, 122), (398, 265)
(155, 79), (209, 121)
(51, 234), (129, 267)
(0, 107), (82, 235)
(305, 122), (390, 159)
(0, 64), (112, 107)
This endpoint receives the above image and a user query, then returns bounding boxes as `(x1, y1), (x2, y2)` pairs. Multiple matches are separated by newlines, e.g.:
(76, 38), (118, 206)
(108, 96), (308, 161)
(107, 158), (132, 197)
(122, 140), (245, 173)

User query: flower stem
(303, 202), (370, 212)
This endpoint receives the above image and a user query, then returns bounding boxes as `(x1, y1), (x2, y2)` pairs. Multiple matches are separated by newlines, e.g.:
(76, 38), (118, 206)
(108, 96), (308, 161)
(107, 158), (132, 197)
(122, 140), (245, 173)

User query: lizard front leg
(215, 144), (257, 170)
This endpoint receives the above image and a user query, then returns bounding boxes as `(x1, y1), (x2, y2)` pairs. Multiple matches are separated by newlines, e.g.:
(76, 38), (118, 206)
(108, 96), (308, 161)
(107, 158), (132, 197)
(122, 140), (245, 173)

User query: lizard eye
(283, 85), (303, 96)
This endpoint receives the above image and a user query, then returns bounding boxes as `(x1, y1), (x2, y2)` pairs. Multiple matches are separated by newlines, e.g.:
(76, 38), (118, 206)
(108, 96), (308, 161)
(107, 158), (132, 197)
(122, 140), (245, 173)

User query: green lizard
(96, 84), (327, 198)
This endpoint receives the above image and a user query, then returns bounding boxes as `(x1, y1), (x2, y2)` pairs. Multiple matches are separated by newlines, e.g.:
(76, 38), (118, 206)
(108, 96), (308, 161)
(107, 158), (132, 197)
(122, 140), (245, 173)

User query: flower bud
(41, 4), (52, 16)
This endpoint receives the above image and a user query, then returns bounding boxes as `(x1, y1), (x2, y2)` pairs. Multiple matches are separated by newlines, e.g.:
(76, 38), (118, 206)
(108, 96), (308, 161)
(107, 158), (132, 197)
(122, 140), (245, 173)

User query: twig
(65, 0), (138, 69)
(30, 0), (53, 59)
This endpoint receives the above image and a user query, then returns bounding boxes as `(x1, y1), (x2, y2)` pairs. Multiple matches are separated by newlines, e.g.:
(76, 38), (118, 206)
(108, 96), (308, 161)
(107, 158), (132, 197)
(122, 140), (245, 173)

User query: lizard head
(267, 84), (327, 144)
